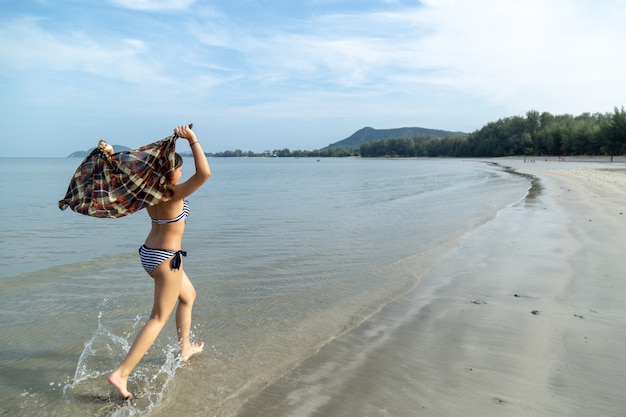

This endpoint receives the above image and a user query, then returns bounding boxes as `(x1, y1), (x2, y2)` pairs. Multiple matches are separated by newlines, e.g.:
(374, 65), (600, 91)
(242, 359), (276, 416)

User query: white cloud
(123, 38), (146, 50)
(0, 17), (168, 84)
(247, 0), (625, 116)
(108, 0), (195, 11)
(411, 0), (626, 111)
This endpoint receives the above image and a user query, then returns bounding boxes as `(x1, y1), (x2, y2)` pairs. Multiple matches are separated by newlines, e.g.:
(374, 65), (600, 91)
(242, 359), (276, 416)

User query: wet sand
(234, 160), (626, 417)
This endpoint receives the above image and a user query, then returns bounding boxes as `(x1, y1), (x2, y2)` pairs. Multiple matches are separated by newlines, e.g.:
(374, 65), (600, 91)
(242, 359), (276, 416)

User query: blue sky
(1, 0), (625, 157)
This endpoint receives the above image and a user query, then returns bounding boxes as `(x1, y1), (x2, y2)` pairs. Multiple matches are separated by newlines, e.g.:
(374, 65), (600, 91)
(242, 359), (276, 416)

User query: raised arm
(172, 125), (211, 199)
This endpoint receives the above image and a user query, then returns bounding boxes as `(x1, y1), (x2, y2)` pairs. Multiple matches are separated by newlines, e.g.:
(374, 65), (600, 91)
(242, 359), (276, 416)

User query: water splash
(69, 312), (131, 389)
(64, 311), (185, 416)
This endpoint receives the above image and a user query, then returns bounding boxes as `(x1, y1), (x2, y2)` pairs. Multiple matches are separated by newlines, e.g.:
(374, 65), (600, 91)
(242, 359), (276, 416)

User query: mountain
(327, 127), (467, 149)
(67, 145), (131, 157)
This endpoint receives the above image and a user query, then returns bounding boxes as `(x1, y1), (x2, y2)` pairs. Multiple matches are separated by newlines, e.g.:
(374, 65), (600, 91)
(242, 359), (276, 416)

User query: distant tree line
(204, 108), (625, 159)
(360, 108), (626, 158)
(206, 147), (357, 158)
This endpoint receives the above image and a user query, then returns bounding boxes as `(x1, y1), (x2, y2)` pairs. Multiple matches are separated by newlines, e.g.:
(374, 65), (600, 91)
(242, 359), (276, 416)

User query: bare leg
(177, 270), (204, 361)
(108, 263), (182, 399)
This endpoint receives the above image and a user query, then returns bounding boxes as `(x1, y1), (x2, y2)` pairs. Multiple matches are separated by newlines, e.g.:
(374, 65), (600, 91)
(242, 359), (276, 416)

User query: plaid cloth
(58, 136), (178, 218)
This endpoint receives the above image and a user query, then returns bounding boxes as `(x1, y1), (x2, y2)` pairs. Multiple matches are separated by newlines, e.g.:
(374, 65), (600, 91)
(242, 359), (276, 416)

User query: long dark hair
(174, 153), (183, 169)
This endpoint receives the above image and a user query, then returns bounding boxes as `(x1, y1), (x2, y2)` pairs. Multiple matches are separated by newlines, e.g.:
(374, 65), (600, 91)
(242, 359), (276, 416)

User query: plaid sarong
(58, 136), (178, 218)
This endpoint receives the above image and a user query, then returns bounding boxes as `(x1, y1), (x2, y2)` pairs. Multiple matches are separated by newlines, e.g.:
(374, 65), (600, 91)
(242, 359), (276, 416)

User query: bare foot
(107, 371), (132, 400)
(181, 342), (204, 362)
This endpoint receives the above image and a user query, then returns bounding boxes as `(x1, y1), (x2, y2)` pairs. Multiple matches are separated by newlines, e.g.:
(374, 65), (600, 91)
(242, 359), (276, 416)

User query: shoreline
(234, 160), (626, 417)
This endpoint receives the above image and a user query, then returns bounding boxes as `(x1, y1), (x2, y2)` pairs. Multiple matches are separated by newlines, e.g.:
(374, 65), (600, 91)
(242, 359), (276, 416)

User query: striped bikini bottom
(139, 245), (187, 274)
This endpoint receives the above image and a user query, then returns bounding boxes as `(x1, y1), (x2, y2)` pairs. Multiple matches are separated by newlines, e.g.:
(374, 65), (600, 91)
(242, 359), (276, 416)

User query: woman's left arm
(173, 125), (211, 198)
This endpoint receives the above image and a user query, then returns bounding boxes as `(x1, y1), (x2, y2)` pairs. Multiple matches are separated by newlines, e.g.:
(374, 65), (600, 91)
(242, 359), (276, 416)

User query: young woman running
(108, 124), (211, 399)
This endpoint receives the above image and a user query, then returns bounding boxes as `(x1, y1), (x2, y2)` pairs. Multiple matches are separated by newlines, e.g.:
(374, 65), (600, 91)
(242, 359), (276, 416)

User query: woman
(108, 124), (211, 399)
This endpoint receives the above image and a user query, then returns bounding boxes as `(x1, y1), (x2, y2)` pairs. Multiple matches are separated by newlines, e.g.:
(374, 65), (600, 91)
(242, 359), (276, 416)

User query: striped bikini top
(151, 200), (190, 224)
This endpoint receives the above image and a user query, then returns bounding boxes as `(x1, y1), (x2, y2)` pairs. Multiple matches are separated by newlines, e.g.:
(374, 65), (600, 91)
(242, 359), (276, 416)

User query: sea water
(0, 157), (530, 416)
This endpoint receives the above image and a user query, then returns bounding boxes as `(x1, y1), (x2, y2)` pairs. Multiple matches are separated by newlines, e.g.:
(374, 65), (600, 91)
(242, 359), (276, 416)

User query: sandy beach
(234, 159), (626, 417)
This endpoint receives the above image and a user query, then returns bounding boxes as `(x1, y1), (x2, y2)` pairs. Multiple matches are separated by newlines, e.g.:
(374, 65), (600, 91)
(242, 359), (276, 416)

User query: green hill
(327, 126), (466, 149)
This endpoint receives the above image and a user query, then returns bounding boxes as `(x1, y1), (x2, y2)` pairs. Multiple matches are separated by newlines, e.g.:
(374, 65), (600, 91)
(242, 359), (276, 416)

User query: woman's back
(145, 199), (187, 250)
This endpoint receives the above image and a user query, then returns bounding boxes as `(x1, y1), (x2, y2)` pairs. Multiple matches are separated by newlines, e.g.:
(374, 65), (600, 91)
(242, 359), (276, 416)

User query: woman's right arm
(173, 125), (211, 198)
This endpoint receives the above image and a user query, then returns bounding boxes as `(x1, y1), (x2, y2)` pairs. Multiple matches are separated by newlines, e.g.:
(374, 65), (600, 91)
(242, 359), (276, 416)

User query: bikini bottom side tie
(171, 250), (187, 270)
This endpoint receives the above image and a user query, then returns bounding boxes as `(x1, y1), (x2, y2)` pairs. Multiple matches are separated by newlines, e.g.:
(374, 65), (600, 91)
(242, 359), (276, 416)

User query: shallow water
(0, 157), (530, 416)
